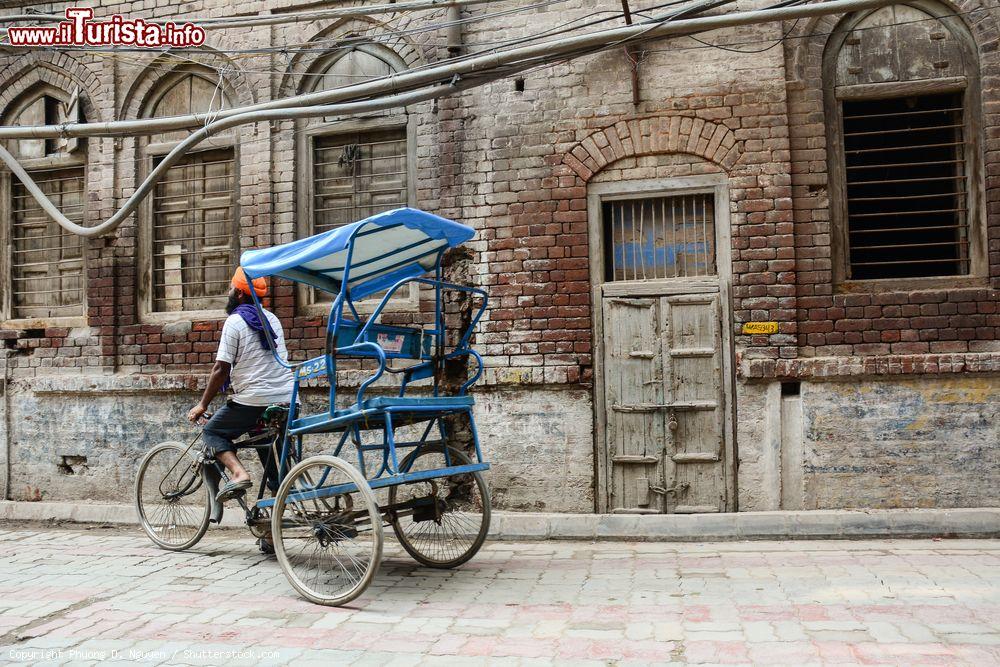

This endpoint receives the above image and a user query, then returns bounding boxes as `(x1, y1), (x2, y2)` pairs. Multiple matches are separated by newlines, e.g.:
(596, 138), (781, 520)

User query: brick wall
(0, 0), (996, 383)
(782, 0), (1000, 369)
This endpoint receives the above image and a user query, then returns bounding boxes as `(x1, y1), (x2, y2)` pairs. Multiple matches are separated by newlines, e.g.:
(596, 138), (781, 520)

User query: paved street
(0, 526), (997, 666)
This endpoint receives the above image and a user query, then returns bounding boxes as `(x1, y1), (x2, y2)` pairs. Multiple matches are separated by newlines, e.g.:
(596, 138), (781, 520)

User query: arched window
(297, 46), (414, 311)
(825, 3), (985, 283)
(140, 68), (238, 316)
(1, 84), (86, 322)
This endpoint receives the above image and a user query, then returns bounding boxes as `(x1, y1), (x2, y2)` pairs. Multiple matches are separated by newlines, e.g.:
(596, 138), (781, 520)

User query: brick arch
(784, 0), (998, 83)
(279, 17), (428, 97)
(118, 50), (255, 121)
(561, 116), (741, 183)
(0, 53), (105, 123)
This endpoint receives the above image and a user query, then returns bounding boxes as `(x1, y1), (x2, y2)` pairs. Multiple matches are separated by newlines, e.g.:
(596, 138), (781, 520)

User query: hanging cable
(0, 0), (523, 31)
(0, 0), (836, 140)
(0, 78), (488, 238)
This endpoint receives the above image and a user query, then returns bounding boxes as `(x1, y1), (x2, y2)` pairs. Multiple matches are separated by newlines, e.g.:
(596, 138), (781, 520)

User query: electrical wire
(20, 0), (979, 179)
(0, 0), (573, 54)
(0, 80), (485, 237)
(648, 4), (987, 52)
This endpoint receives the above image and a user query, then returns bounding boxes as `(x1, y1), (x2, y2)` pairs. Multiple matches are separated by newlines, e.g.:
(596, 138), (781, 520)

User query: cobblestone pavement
(0, 526), (998, 666)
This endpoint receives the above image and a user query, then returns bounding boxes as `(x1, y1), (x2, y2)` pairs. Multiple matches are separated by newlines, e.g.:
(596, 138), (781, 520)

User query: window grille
(151, 149), (236, 312)
(313, 129), (408, 232)
(602, 193), (716, 282)
(311, 128), (408, 301)
(842, 93), (969, 279)
(10, 167), (85, 318)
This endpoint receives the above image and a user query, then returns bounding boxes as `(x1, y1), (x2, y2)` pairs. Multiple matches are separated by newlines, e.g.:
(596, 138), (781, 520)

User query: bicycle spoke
(388, 446), (490, 568)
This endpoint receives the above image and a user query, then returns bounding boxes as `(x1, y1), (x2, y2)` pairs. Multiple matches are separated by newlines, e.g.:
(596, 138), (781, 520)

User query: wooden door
(661, 292), (727, 513)
(602, 291), (727, 513)
(592, 182), (733, 515)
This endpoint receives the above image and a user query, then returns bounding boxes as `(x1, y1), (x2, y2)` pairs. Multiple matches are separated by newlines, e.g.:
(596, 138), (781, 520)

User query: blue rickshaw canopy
(239, 207), (475, 299)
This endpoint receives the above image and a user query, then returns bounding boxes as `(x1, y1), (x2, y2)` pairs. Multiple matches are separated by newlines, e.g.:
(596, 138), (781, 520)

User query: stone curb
(1, 501), (999, 541)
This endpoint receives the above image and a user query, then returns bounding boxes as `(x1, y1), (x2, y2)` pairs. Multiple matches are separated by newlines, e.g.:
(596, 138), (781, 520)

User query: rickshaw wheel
(134, 442), (211, 551)
(272, 455), (383, 606)
(389, 445), (491, 569)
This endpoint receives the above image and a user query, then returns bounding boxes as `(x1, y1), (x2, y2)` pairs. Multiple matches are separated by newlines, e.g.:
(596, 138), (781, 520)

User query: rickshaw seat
(356, 395), (474, 412)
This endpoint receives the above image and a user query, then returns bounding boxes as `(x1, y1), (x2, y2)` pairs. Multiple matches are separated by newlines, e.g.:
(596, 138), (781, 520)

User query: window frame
(824, 4), (988, 290)
(295, 46), (419, 317)
(136, 69), (240, 324)
(588, 176), (729, 297)
(0, 84), (88, 329)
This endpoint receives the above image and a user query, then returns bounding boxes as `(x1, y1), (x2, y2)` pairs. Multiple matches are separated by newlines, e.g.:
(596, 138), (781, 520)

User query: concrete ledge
(2, 502), (999, 540)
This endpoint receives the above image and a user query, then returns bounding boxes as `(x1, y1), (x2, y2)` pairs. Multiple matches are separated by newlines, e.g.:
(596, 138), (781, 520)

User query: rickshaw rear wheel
(134, 441), (211, 551)
(272, 455), (383, 606)
(389, 445), (491, 569)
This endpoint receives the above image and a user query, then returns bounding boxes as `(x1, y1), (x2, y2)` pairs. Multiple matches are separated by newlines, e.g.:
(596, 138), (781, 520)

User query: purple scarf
(233, 304), (277, 351)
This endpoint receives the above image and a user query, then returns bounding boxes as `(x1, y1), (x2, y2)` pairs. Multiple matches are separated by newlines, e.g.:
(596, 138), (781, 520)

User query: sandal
(215, 479), (252, 503)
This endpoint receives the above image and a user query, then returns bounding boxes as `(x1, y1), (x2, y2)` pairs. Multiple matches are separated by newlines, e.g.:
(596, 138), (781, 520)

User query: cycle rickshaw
(134, 208), (491, 606)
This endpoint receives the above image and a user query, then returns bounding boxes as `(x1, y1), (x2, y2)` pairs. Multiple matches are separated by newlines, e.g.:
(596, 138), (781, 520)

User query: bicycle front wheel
(134, 441), (211, 551)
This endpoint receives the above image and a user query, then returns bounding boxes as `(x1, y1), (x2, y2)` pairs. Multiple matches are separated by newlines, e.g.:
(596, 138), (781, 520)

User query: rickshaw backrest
(335, 319), (432, 361)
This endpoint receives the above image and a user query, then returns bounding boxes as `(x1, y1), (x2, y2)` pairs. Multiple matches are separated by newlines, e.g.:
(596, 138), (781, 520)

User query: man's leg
(202, 402), (267, 484)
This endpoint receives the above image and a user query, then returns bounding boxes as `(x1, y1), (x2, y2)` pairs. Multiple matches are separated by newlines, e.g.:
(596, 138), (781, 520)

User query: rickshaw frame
(240, 213), (490, 515)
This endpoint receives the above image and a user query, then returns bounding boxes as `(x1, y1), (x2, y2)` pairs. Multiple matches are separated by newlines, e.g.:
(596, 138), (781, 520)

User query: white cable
(0, 80), (476, 238)
(0, 0), (513, 31)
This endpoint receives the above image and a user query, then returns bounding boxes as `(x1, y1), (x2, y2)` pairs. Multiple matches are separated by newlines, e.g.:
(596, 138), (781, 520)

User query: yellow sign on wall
(741, 321), (779, 335)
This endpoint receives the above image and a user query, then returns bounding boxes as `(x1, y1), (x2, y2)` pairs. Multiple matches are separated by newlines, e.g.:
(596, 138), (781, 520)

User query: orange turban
(231, 267), (268, 297)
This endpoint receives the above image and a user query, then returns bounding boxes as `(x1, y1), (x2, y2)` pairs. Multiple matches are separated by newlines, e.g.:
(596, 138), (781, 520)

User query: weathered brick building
(0, 0), (996, 514)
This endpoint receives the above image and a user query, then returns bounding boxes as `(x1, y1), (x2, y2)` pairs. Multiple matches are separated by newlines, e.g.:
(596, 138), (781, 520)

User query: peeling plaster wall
(801, 376), (1000, 509)
(735, 380), (781, 512)
(5, 376), (594, 512)
(737, 375), (1000, 511)
(473, 387), (594, 513)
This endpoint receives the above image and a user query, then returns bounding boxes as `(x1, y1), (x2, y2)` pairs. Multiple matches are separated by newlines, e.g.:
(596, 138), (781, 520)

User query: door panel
(603, 297), (666, 513)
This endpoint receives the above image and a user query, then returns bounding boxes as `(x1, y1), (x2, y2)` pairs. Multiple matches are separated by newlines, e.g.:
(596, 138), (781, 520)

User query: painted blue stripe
(255, 462), (491, 508)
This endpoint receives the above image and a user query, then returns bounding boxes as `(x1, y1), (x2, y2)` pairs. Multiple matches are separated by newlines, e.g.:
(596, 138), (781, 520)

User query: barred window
(2, 86), (86, 322)
(11, 168), (85, 319)
(842, 94), (968, 279)
(313, 129), (408, 234)
(602, 193), (716, 282)
(828, 4), (982, 282)
(141, 69), (237, 315)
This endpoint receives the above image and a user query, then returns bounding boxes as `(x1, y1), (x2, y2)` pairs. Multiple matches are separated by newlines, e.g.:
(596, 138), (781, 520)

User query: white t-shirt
(216, 310), (294, 407)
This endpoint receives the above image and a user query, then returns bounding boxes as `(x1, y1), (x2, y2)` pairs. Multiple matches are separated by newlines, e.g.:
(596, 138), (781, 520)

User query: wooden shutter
(313, 128), (407, 232)
(311, 128), (407, 303)
(152, 149), (236, 312)
(10, 167), (85, 319)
